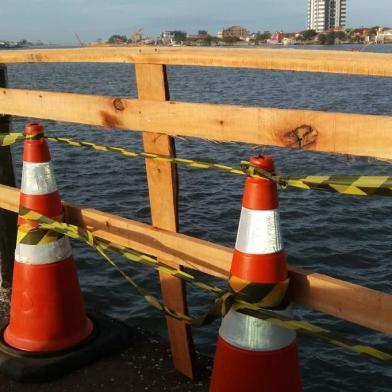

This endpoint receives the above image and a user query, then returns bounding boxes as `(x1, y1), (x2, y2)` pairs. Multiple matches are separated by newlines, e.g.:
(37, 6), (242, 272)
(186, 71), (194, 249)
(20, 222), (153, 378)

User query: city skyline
(0, 0), (390, 43)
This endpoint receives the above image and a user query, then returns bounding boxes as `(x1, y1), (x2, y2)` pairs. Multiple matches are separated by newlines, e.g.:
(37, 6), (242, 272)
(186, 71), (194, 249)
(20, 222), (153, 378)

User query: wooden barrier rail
(1, 88), (392, 160)
(0, 47), (391, 378)
(0, 47), (392, 77)
(2, 184), (392, 337)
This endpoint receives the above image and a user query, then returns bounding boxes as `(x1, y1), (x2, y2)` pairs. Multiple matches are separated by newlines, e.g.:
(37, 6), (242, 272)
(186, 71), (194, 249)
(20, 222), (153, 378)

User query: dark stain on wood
(281, 125), (318, 148)
(100, 111), (123, 128)
(30, 54), (43, 62)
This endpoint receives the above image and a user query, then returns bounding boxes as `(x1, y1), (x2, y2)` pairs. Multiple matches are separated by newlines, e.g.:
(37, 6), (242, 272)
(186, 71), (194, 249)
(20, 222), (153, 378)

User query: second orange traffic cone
(210, 155), (302, 392)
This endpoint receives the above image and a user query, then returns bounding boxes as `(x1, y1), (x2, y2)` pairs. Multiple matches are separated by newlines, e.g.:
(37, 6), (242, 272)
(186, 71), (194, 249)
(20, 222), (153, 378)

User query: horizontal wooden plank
(1, 88), (392, 159)
(289, 267), (392, 336)
(0, 185), (230, 279)
(0, 47), (391, 77)
(1, 184), (392, 335)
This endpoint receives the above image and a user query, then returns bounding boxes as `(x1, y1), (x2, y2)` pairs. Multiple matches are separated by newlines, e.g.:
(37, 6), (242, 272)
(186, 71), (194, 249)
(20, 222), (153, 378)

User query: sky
(0, 0), (391, 44)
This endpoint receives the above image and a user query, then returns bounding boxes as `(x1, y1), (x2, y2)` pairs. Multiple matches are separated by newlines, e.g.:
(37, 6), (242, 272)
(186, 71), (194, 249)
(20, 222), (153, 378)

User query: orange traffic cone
(210, 155), (302, 392)
(4, 123), (93, 352)
(0, 123), (131, 381)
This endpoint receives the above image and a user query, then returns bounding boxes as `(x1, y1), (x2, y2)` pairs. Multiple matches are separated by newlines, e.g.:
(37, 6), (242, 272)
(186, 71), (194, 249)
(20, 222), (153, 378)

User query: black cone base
(0, 311), (132, 382)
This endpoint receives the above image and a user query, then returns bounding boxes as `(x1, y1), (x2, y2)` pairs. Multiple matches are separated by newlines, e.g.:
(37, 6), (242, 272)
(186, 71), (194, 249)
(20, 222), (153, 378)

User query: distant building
(267, 32), (297, 45)
(375, 27), (392, 43)
(217, 26), (249, 40)
(160, 31), (176, 45)
(352, 28), (369, 38)
(186, 32), (210, 46)
(307, 0), (347, 32)
(187, 32), (209, 40)
(269, 32), (284, 44)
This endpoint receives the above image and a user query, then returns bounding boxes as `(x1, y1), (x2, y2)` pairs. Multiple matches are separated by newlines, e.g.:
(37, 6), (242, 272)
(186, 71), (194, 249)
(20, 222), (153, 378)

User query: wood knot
(281, 125), (318, 148)
(113, 98), (125, 111)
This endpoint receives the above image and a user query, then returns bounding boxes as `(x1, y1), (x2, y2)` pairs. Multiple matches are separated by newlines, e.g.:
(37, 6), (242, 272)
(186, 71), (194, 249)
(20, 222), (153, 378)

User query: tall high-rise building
(307, 0), (347, 32)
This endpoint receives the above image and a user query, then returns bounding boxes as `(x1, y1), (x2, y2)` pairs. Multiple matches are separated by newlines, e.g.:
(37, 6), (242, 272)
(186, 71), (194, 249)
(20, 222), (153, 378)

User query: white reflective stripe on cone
(15, 236), (72, 265)
(235, 207), (283, 254)
(21, 161), (58, 195)
(219, 307), (296, 351)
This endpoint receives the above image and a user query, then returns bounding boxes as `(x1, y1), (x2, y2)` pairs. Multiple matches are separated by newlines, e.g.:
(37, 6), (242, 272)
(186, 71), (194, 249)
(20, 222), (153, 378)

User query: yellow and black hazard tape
(242, 162), (392, 197)
(26, 131), (44, 140)
(18, 206), (231, 326)
(1, 132), (392, 197)
(44, 136), (245, 176)
(17, 211), (65, 245)
(18, 207), (222, 296)
(236, 306), (392, 363)
(17, 224), (63, 245)
(286, 175), (392, 197)
(46, 136), (392, 197)
(228, 275), (290, 309)
(16, 206), (392, 364)
(0, 133), (24, 146)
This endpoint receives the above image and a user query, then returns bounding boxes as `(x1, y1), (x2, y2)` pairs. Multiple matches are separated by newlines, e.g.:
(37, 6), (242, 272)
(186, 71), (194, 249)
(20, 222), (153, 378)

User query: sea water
(6, 44), (392, 391)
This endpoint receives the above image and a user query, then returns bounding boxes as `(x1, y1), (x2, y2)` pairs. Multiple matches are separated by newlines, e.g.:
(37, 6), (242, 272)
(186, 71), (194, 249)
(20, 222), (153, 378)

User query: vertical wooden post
(0, 64), (17, 289)
(135, 63), (195, 378)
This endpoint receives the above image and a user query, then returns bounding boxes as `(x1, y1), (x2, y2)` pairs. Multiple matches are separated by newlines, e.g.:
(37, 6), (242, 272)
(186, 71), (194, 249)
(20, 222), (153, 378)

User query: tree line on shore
(303, 26), (380, 44)
(106, 26), (382, 46)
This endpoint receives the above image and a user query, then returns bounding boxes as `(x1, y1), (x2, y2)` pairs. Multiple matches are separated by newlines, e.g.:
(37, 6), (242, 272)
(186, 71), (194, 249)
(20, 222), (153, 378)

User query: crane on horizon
(74, 33), (85, 47)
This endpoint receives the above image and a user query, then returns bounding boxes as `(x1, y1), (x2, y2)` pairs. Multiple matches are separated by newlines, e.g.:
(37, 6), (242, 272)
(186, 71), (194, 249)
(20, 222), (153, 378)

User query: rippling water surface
(6, 44), (392, 391)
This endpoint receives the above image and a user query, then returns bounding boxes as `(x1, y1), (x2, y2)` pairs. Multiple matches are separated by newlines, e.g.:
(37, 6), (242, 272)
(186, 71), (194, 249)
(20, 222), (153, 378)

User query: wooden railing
(0, 47), (391, 379)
